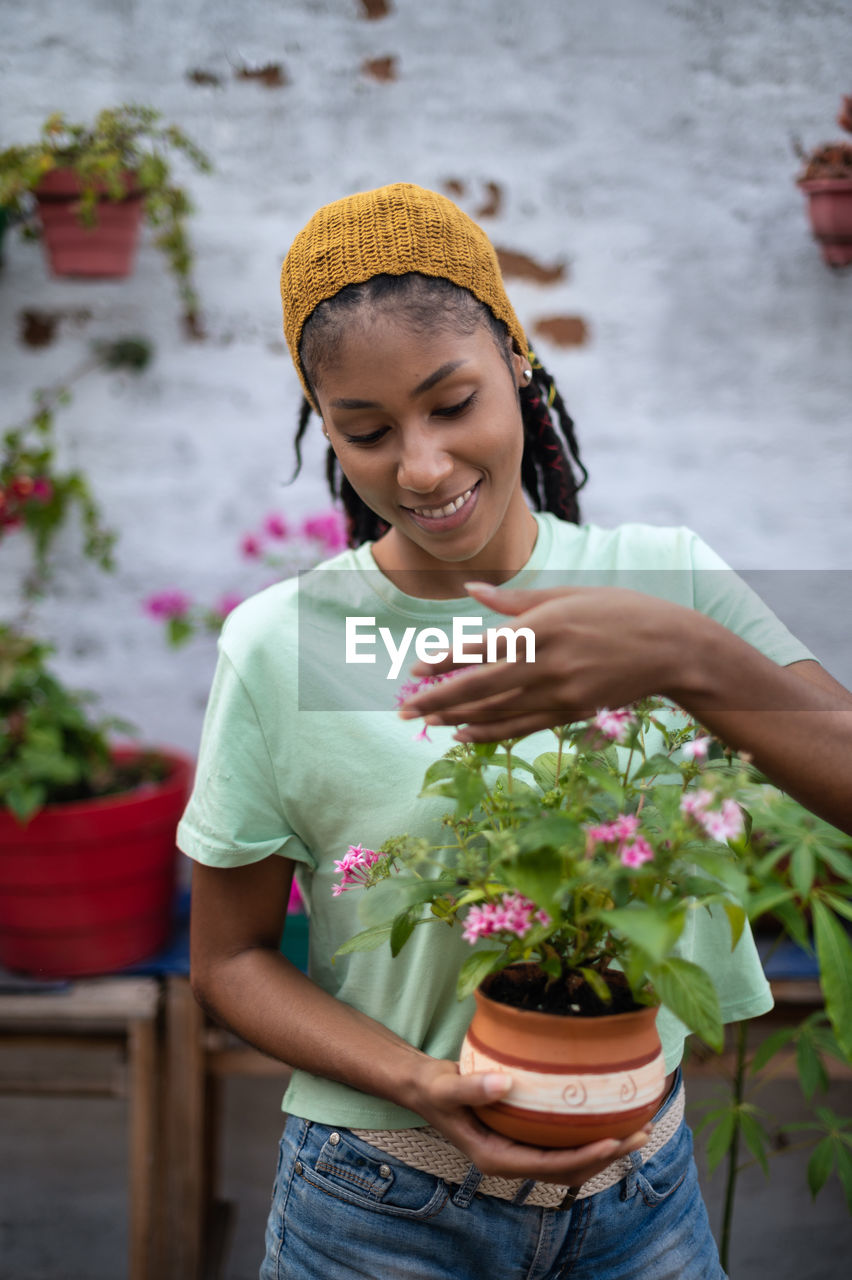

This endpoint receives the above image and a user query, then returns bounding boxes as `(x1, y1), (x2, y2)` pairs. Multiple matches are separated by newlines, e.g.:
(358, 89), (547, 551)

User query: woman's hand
(412, 1056), (650, 1186)
(398, 580), (691, 741)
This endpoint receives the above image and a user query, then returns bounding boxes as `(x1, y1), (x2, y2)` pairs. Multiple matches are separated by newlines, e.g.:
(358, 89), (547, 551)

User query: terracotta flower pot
(34, 168), (145, 278)
(459, 965), (667, 1147)
(0, 748), (193, 977)
(798, 178), (852, 267)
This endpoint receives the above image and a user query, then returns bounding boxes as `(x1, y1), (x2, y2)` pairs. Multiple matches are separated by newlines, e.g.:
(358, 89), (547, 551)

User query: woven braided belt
(352, 1083), (684, 1210)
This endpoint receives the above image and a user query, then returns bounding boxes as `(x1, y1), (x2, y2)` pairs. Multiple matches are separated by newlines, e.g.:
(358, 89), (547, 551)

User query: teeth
(414, 487), (474, 519)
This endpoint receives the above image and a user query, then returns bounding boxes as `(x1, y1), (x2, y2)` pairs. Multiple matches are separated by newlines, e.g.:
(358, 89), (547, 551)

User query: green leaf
(723, 900), (746, 951)
(358, 878), (451, 928)
(499, 848), (563, 915)
(835, 1141), (852, 1214)
(807, 1137), (836, 1200)
(812, 899), (852, 1060)
(579, 966), (614, 1005)
(531, 751), (568, 789)
(390, 910), (416, 957)
(456, 948), (505, 1000)
(689, 850), (748, 899)
(796, 1030), (829, 1100)
(749, 1025), (796, 1075)
(705, 1109), (736, 1175)
(822, 892), (852, 926)
(739, 1110), (770, 1177)
(332, 923), (393, 958)
(602, 906), (686, 965)
(631, 753), (683, 780)
(791, 845), (816, 898)
(649, 957), (723, 1051)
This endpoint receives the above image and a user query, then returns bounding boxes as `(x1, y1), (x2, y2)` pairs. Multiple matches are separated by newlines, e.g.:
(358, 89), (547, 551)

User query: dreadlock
(289, 276), (587, 548)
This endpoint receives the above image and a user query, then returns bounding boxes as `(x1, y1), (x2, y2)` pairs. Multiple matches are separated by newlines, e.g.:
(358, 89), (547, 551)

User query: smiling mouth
(408, 483), (479, 520)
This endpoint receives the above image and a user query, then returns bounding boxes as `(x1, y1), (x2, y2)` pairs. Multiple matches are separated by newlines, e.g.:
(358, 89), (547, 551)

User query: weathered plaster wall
(1, 0), (850, 752)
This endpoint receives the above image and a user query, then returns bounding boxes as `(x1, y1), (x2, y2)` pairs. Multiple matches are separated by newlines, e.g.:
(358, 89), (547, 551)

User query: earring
(322, 427), (330, 439)
(522, 368), (532, 383)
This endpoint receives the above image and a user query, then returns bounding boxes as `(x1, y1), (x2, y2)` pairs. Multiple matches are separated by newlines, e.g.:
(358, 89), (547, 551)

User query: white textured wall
(1, 0), (850, 753)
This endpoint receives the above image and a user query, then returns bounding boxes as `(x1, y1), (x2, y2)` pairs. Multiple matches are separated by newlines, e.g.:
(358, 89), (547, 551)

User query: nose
(396, 427), (454, 495)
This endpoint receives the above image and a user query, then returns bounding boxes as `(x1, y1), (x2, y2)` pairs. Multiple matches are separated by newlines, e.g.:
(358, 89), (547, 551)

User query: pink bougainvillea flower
(332, 843), (381, 895)
(593, 707), (636, 743)
(143, 590), (192, 620)
(263, 513), (289, 540)
(240, 534), (263, 559)
(215, 593), (243, 619)
(620, 836), (655, 868)
(682, 736), (711, 761)
(301, 511), (348, 553)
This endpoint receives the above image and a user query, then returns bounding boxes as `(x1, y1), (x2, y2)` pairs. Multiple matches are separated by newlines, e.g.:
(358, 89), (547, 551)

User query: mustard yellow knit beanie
(281, 182), (528, 406)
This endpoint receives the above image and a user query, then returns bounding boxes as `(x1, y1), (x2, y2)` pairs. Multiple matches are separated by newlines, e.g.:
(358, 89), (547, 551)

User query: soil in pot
(459, 964), (667, 1148)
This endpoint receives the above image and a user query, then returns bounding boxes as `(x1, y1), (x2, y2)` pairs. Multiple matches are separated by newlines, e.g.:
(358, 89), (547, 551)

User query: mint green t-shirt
(177, 513), (815, 1128)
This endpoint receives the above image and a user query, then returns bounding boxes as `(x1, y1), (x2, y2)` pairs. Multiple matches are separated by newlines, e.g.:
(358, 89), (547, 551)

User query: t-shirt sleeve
(177, 647), (314, 870)
(687, 532), (817, 668)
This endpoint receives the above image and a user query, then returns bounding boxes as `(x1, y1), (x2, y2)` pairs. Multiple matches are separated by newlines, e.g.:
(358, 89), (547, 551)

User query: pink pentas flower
(263, 513), (289, 540)
(620, 836), (655, 868)
(680, 790), (744, 843)
(700, 799), (745, 843)
(31, 476), (53, 503)
(302, 511), (348, 553)
(143, 590), (192, 620)
(462, 893), (549, 945)
(587, 813), (640, 844)
(332, 844), (380, 895)
(593, 707), (636, 743)
(680, 789), (714, 819)
(682, 736), (711, 761)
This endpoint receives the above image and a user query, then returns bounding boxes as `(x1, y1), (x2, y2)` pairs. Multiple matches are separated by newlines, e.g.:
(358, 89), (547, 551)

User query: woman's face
(312, 309), (537, 595)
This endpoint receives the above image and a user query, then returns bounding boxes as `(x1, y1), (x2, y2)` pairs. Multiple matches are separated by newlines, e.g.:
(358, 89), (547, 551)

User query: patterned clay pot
(798, 178), (852, 268)
(459, 965), (667, 1148)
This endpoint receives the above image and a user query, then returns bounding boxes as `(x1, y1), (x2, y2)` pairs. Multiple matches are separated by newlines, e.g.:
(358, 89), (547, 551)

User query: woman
(181, 183), (852, 1279)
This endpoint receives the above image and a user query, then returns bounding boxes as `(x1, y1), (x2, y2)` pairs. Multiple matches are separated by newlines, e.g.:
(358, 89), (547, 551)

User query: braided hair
(290, 275), (587, 547)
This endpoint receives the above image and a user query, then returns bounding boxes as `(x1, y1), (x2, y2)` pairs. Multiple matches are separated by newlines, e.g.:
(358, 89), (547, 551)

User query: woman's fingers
(419, 1062), (651, 1184)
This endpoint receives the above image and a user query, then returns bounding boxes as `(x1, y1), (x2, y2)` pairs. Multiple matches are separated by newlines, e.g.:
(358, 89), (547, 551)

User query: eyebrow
(329, 360), (468, 410)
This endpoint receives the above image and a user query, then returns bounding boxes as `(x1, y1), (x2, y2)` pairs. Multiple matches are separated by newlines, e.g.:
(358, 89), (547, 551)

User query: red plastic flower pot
(798, 178), (852, 267)
(34, 168), (145, 278)
(0, 749), (193, 978)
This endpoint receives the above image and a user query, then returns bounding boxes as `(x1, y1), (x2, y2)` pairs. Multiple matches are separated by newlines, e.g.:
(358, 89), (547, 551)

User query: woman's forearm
(192, 942), (431, 1112)
(667, 611), (852, 833)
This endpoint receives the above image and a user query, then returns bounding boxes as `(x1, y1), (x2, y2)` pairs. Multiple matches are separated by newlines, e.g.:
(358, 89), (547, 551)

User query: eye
(342, 425), (389, 446)
(433, 392), (476, 419)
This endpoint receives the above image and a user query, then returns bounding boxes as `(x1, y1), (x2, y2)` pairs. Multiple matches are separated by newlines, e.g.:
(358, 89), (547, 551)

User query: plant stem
(720, 1020), (748, 1272)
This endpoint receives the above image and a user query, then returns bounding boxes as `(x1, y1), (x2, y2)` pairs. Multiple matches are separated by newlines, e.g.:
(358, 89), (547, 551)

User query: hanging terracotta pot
(34, 168), (145, 278)
(459, 964), (667, 1147)
(798, 178), (852, 268)
(0, 748), (193, 978)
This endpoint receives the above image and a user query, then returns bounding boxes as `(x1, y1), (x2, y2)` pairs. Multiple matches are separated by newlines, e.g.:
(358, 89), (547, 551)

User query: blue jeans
(260, 1070), (725, 1280)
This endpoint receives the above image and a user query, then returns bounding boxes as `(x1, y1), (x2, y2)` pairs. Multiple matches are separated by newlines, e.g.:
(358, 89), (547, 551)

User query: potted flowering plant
(796, 94), (852, 267)
(0, 625), (193, 977)
(335, 696), (852, 1147)
(0, 105), (211, 332)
